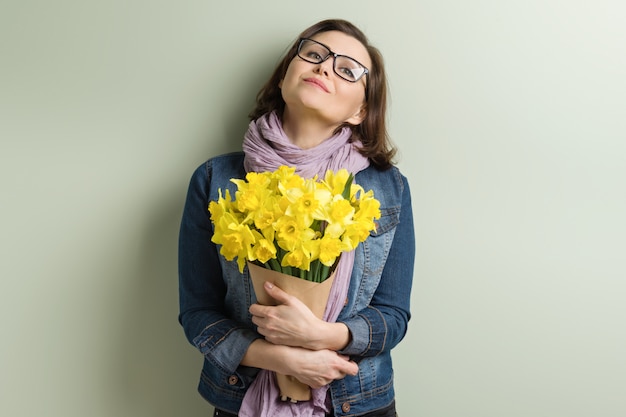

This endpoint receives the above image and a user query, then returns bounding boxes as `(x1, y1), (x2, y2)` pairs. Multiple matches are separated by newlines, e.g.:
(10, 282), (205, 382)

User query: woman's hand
(249, 281), (350, 351)
(283, 347), (359, 389)
(241, 340), (359, 389)
(250, 281), (319, 347)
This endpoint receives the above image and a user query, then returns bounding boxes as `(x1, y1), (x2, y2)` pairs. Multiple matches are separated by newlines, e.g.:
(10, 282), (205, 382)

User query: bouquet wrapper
(248, 261), (336, 402)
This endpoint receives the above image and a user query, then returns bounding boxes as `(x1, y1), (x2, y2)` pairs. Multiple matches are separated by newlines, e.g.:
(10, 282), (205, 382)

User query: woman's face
(280, 31), (371, 128)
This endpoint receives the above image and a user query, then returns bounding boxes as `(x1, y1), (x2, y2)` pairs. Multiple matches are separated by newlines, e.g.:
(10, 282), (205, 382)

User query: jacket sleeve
(338, 175), (415, 357)
(178, 162), (261, 374)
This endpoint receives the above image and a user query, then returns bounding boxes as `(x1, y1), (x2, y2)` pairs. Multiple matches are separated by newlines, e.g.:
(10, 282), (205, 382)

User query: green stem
(268, 258), (281, 271)
(311, 261), (321, 282)
(283, 265), (292, 277)
(320, 264), (330, 283)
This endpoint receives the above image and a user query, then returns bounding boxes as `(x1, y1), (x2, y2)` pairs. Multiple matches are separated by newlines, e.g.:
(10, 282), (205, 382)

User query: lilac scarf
(242, 111), (369, 180)
(238, 112), (369, 417)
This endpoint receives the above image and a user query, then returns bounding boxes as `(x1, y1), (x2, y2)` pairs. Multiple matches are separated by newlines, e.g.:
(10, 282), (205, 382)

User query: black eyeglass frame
(296, 38), (370, 84)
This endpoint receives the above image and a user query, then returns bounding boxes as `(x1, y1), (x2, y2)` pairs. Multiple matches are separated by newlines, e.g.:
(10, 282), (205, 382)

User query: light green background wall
(1, 1), (625, 416)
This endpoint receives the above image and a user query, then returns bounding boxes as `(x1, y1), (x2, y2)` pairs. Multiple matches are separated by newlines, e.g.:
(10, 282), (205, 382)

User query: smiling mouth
(303, 78), (329, 93)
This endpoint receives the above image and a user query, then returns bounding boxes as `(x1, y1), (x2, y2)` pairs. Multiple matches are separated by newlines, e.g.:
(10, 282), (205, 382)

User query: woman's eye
(307, 51), (322, 61)
(339, 67), (356, 79)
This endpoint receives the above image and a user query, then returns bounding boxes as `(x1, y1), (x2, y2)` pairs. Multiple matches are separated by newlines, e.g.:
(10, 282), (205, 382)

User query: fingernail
(264, 281), (274, 289)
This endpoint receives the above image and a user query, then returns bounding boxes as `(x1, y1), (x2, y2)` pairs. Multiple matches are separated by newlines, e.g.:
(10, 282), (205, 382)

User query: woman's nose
(313, 58), (333, 77)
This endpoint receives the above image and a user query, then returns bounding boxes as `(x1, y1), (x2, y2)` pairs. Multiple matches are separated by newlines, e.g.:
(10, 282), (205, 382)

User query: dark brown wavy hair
(249, 19), (396, 169)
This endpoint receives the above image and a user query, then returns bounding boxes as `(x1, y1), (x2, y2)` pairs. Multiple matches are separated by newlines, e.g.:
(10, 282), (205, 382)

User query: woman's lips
(303, 77), (329, 93)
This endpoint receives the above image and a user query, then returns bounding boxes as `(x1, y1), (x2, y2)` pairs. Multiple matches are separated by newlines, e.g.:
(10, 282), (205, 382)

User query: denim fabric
(213, 409), (238, 417)
(328, 400), (397, 417)
(179, 152), (415, 416)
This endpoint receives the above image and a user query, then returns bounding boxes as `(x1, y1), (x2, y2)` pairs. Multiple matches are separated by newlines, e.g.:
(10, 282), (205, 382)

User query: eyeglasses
(297, 38), (369, 83)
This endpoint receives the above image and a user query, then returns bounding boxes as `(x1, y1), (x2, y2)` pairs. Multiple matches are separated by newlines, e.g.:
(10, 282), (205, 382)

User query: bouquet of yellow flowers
(209, 165), (380, 401)
(208, 165), (381, 282)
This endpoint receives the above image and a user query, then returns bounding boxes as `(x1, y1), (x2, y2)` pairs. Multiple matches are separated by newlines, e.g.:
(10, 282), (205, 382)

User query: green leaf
(342, 173), (354, 200)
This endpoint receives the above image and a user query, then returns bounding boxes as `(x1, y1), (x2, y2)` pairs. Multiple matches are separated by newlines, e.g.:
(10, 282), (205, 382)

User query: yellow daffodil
(212, 218), (256, 272)
(318, 235), (346, 267)
(208, 189), (233, 219)
(281, 245), (312, 271)
(322, 197), (355, 238)
(322, 168), (352, 195)
(283, 179), (332, 226)
(275, 215), (316, 252)
(251, 237), (277, 265)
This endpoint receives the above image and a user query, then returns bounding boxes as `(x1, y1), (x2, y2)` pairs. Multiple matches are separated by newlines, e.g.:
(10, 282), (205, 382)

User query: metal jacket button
(227, 375), (238, 385)
(341, 402), (351, 413)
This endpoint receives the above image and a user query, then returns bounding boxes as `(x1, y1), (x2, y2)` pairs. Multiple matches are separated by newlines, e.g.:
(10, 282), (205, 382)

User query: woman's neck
(282, 108), (338, 150)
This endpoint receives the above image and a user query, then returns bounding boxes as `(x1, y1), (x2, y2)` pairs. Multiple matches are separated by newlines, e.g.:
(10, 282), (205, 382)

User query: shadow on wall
(112, 190), (213, 417)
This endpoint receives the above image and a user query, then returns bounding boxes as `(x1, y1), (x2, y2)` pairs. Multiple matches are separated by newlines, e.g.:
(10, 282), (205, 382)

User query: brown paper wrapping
(248, 261), (335, 402)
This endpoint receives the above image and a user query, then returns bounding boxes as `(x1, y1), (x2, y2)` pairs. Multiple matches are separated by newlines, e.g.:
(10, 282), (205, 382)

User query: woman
(178, 19), (415, 417)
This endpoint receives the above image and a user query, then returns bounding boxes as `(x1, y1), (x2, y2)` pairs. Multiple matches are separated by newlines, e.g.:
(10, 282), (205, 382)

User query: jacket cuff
(338, 306), (387, 356)
(193, 321), (262, 374)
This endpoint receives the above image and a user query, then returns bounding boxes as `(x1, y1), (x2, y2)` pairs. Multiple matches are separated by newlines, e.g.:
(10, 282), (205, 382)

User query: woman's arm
(178, 163), (261, 373)
(241, 339), (358, 389)
(339, 175), (415, 357)
(249, 281), (352, 351)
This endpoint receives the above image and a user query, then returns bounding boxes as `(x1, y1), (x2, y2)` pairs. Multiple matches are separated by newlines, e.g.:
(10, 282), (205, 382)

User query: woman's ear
(346, 104), (367, 125)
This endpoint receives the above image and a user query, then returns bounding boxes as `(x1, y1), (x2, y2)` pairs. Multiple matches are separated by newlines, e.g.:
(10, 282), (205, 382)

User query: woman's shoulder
(190, 151), (246, 180)
(357, 164), (407, 190)
(355, 164), (408, 209)
(205, 151), (245, 171)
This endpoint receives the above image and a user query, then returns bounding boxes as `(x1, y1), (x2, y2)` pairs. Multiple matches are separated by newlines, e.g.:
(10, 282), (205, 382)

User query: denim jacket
(178, 152), (415, 416)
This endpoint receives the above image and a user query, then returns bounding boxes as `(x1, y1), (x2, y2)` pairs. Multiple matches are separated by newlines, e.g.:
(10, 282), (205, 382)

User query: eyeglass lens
(298, 39), (367, 82)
